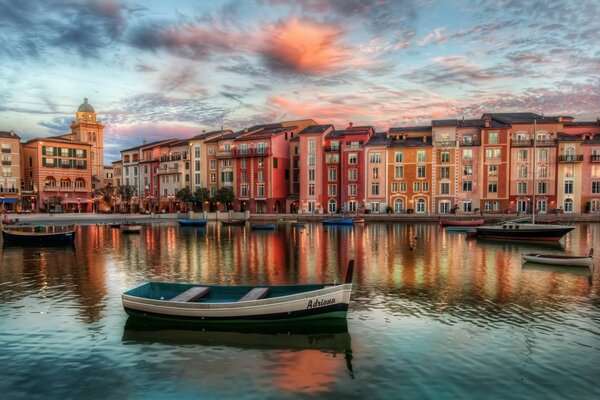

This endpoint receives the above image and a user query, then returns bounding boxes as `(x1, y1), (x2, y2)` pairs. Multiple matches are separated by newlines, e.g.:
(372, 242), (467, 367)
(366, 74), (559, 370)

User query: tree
(94, 186), (116, 211)
(175, 188), (194, 211)
(193, 187), (211, 211)
(118, 185), (136, 212)
(213, 187), (235, 210)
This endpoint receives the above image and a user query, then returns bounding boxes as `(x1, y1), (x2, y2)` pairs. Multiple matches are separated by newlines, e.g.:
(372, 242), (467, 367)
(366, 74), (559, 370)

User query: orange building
(1, 130), (22, 212)
(22, 137), (93, 212)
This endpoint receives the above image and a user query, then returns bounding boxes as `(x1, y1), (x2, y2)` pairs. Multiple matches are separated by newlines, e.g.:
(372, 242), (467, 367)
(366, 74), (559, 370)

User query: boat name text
(307, 298), (335, 309)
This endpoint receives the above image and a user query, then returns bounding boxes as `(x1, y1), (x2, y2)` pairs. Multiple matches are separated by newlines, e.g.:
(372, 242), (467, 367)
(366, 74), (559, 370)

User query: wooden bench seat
(239, 287), (270, 302)
(171, 286), (210, 302)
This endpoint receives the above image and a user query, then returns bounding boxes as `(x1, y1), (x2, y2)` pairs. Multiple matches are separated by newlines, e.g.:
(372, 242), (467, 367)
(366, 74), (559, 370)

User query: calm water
(1, 222), (599, 400)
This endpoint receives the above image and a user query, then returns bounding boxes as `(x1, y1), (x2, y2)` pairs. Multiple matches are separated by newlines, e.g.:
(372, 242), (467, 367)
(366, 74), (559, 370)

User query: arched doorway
(328, 199), (337, 214)
(394, 199), (404, 213)
(416, 199), (426, 214)
(563, 198), (573, 213)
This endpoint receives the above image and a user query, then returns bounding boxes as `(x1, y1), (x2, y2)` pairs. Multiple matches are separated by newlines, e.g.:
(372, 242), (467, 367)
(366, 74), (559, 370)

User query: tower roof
(78, 98), (95, 113)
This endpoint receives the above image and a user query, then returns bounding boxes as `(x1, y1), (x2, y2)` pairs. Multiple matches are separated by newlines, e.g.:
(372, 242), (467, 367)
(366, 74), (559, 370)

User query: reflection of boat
(291, 220), (306, 227)
(122, 318), (352, 352)
(445, 226), (474, 232)
(109, 223), (120, 228)
(522, 249), (593, 267)
(122, 260), (354, 323)
(221, 219), (246, 226)
(522, 262), (592, 277)
(251, 223), (276, 230)
(1, 225), (76, 244)
(440, 218), (485, 227)
(475, 220), (574, 242)
(178, 219), (208, 227)
(352, 218), (365, 224)
(323, 218), (353, 226)
(120, 223), (142, 233)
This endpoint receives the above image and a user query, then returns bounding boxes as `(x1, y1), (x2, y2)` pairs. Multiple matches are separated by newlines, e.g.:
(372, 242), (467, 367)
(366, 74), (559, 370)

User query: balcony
(1, 160), (11, 166)
(44, 186), (59, 192)
(512, 139), (531, 147)
(558, 155), (584, 163)
(157, 166), (180, 174)
(233, 147), (272, 157)
(1, 148), (11, 153)
(343, 144), (363, 151)
(435, 140), (455, 148)
(324, 146), (340, 152)
(591, 155), (600, 162)
(536, 139), (556, 147)
(159, 155), (182, 162)
(217, 150), (232, 158)
(0, 188), (19, 194)
(459, 140), (481, 147)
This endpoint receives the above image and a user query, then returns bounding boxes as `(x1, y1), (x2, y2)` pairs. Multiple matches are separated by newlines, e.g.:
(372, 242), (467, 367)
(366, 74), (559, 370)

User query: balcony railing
(343, 144), (363, 151)
(233, 147), (272, 157)
(591, 155), (600, 162)
(1, 148), (11, 153)
(459, 140), (481, 147)
(159, 155), (182, 162)
(0, 188), (19, 194)
(536, 139), (556, 147)
(217, 150), (232, 158)
(558, 155), (584, 163)
(512, 139), (531, 147)
(324, 146), (340, 152)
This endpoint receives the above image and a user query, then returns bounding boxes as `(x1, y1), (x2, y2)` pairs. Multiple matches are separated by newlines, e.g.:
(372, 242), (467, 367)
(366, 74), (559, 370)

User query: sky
(0, 0), (599, 162)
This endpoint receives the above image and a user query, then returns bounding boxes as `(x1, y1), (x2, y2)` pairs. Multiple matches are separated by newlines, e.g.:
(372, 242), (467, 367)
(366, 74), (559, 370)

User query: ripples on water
(0, 222), (599, 399)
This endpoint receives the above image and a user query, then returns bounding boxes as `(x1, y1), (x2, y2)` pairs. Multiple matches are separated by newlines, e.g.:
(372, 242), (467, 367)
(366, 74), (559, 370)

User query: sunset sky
(0, 0), (598, 162)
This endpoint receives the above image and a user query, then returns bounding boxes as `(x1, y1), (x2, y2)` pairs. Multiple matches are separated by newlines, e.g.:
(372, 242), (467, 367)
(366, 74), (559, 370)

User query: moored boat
(251, 223), (276, 230)
(475, 221), (574, 242)
(522, 249), (593, 267)
(323, 218), (354, 226)
(120, 223), (142, 233)
(221, 219), (246, 226)
(122, 260), (355, 323)
(1, 224), (76, 244)
(178, 219), (208, 227)
(439, 218), (485, 227)
(291, 220), (306, 227)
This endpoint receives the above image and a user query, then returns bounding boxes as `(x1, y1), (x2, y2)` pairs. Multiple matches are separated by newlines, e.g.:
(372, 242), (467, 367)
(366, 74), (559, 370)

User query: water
(1, 222), (599, 400)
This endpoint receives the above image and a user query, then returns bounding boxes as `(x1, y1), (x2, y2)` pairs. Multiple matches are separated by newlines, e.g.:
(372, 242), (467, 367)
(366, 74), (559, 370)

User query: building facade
(0, 131), (22, 212)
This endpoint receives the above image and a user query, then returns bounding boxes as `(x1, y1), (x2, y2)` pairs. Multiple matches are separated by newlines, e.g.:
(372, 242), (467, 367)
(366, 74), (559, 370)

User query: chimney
(558, 115), (563, 122)
(10, 130), (15, 136)
(403, 134), (407, 140)
(484, 118), (491, 128)
(422, 136), (427, 143)
(348, 122), (353, 129)
(244, 127), (248, 133)
(142, 140), (147, 145)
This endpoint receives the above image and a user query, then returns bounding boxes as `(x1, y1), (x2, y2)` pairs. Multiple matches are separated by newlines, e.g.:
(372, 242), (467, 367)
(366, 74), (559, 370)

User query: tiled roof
(432, 119), (458, 127)
(325, 130), (347, 139)
(583, 135), (600, 144)
(366, 132), (390, 146)
(0, 130), (20, 139)
(205, 130), (249, 143)
(389, 126), (432, 133)
(235, 126), (295, 141)
(389, 136), (432, 148)
(557, 133), (582, 141)
(481, 112), (560, 124)
(169, 139), (191, 147)
(191, 129), (232, 140)
(299, 124), (334, 134)
(26, 136), (90, 146)
(121, 139), (177, 153)
(343, 125), (372, 134)
(564, 121), (600, 127)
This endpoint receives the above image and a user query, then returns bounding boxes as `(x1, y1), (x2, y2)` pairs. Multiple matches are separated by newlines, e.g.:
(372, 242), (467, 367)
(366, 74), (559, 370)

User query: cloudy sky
(0, 0), (599, 162)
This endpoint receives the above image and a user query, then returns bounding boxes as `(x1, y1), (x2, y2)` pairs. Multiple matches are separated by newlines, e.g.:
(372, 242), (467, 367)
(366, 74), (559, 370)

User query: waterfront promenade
(3, 211), (600, 225)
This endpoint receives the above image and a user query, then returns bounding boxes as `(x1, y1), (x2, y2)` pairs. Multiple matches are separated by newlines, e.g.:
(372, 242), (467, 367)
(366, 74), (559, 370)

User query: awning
(0, 198), (18, 203)
(62, 199), (93, 203)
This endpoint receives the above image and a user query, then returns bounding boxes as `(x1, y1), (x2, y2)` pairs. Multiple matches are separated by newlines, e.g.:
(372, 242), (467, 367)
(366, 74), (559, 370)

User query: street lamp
(77, 198), (81, 213)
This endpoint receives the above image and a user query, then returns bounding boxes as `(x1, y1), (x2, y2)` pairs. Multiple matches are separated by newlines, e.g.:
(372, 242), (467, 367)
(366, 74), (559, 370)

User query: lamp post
(77, 198), (81, 213)
(30, 196), (35, 212)
(0, 196), (4, 213)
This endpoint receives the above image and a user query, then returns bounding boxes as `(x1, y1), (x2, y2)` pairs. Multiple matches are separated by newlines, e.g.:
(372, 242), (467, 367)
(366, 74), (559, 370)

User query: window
(462, 135), (473, 145)
(328, 168), (337, 181)
(240, 185), (248, 197)
(414, 182), (421, 192)
(538, 149), (548, 162)
(462, 201), (472, 213)
(488, 181), (498, 193)
(371, 183), (379, 196)
(440, 167), (450, 179)
(328, 199), (337, 213)
(194, 146), (200, 158)
(518, 165), (528, 178)
(391, 182), (399, 192)
(240, 171), (247, 183)
(348, 184), (357, 196)
(372, 167), (379, 179)
(395, 166), (404, 179)
(241, 159), (247, 169)
(257, 170), (264, 182)
(485, 148), (501, 160)
(210, 160), (216, 170)
(592, 181), (600, 194)
(395, 152), (403, 163)
(537, 181), (547, 194)
(273, 158), (278, 168)
(348, 153), (357, 164)
(326, 154), (339, 163)
(369, 153), (382, 163)
(257, 157), (264, 168)
(210, 173), (216, 183)
(440, 182), (450, 195)
(400, 182), (407, 192)
(440, 151), (450, 163)
(308, 183), (315, 196)
(518, 182), (527, 194)
(417, 166), (426, 178)
(564, 180), (573, 194)
(538, 165), (548, 178)
(463, 149), (473, 160)
(488, 165), (498, 176)
(328, 184), (337, 196)
(417, 151), (426, 162)
(308, 155), (316, 167)
(462, 181), (472, 192)
(394, 199), (404, 213)
(330, 141), (340, 151)
(489, 132), (498, 144)
(564, 198), (573, 213)
(348, 169), (357, 181)
(257, 184), (265, 197)
(195, 161), (200, 171)
(564, 165), (574, 178)
(416, 199), (426, 213)
(463, 165), (473, 176)
(439, 202), (450, 214)
(255, 143), (267, 154)
(308, 139), (315, 152)
(308, 169), (315, 182)
(518, 149), (528, 162)
(423, 181), (430, 192)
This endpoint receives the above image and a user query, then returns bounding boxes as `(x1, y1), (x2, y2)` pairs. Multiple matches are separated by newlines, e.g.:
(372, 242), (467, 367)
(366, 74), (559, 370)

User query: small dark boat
(291, 220), (306, 227)
(120, 222), (142, 233)
(122, 260), (354, 323)
(109, 223), (121, 229)
(178, 219), (208, 227)
(1, 225), (76, 244)
(475, 221), (574, 242)
(439, 218), (485, 227)
(221, 219), (246, 226)
(323, 218), (354, 226)
(522, 249), (593, 267)
(251, 223), (276, 230)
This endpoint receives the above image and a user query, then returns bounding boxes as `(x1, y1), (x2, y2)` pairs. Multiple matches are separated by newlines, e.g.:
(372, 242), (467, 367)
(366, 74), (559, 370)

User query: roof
(168, 139), (191, 148)
(0, 130), (20, 139)
(564, 121), (600, 127)
(557, 133), (582, 141)
(299, 124), (334, 134)
(325, 130), (347, 139)
(343, 125), (373, 135)
(389, 136), (432, 148)
(432, 119), (458, 127)
(366, 132), (389, 146)
(481, 112), (560, 124)
(235, 126), (296, 141)
(26, 136), (91, 146)
(121, 139), (178, 153)
(77, 98), (95, 113)
(191, 129), (233, 140)
(583, 135), (600, 144)
(205, 130), (249, 143)
(389, 126), (432, 134)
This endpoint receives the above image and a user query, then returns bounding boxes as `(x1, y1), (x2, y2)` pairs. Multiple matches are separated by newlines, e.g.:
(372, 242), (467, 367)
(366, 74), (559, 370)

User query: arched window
(394, 199), (404, 213)
(328, 199), (337, 214)
(44, 176), (56, 189)
(565, 146), (575, 156)
(75, 178), (86, 189)
(563, 198), (573, 213)
(60, 177), (71, 189)
(416, 199), (426, 214)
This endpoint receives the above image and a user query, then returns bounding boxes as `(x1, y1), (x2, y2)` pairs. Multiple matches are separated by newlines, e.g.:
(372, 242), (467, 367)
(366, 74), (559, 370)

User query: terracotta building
(0, 130), (22, 212)
(364, 132), (389, 214)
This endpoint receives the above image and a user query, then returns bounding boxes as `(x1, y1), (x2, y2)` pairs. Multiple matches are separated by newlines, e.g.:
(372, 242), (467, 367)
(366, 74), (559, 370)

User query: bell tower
(69, 98), (104, 187)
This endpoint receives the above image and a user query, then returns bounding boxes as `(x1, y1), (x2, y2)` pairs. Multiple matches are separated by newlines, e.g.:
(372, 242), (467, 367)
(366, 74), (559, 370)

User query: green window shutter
(69, 148), (73, 157)
(42, 158), (46, 167)
(83, 149), (87, 158)
(42, 146), (46, 155)
(54, 147), (58, 156)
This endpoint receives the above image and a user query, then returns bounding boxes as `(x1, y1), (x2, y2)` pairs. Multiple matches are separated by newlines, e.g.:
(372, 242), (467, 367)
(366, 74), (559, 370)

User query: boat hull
(178, 219), (208, 227)
(475, 224), (574, 241)
(251, 224), (276, 230)
(120, 225), (142, 233)
(440, 218), (485, 227)
(1, 229), (76, 244)
(323, 219), (354, 226)
(221, 220), (246, 226)
(122, 283), (352, 323)
(522, 254), (593, 267)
